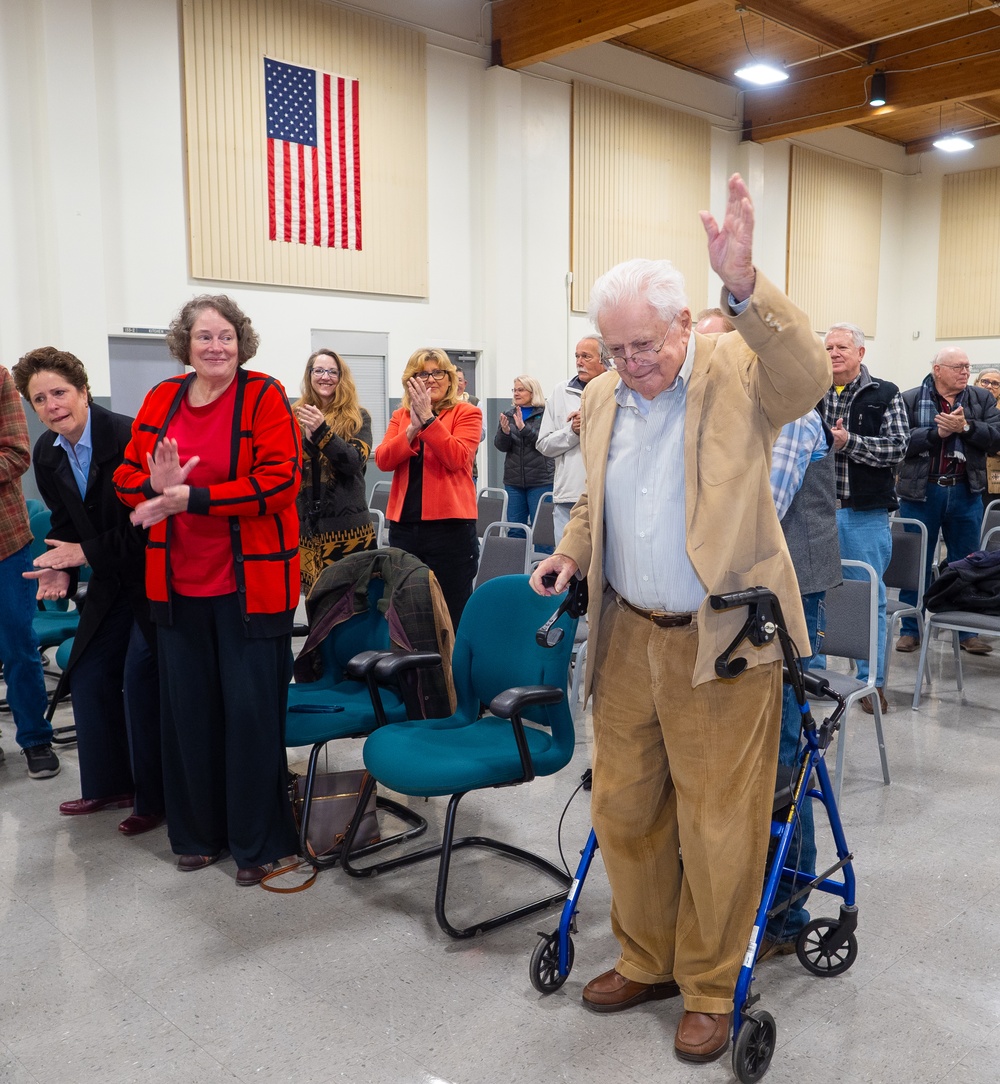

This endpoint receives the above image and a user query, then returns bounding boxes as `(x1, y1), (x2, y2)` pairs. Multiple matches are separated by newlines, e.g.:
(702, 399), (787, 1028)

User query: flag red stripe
(338, 77), (348, 250)
(296, 142), (305, 244)
(352, 78), (361, 250)
(311, 144), (320, 246)
(324, 74), (335, 247)
(267, 139), (276, 241)
(282, 141), (292, 242)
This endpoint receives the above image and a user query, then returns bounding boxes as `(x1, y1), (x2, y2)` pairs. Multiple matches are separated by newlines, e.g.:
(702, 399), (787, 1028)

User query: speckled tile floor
(1, 633), (999, 1084)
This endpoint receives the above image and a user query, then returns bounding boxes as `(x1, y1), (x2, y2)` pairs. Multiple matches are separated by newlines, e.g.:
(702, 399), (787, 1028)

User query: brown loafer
(177, 853), (221, 872)
(235, 863), (274, 887)
(961, 636), (993, 655)
(582, 967), (681, 1013)
(859, 687), (888, 715)
(674, 1010), (732, 1063)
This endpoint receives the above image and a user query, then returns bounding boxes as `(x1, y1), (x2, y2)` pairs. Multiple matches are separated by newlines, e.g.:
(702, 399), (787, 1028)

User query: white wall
(2, 0), (999, 410)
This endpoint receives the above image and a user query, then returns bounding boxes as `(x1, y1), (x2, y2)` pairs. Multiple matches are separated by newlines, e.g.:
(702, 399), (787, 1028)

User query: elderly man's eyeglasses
(311, 367), (340, 378)
(414, 370), (448, 383)
(938, 363), (971, 372)
(606, 318), (676, 370)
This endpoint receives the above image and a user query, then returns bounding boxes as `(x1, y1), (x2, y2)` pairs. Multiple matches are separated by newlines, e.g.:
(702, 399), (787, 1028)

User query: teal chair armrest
(489, 684), (564, 784)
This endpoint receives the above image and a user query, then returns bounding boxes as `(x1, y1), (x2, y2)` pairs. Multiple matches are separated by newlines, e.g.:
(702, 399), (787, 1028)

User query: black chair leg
(298, 744), (427, 872)
(341, 789), (572, 939)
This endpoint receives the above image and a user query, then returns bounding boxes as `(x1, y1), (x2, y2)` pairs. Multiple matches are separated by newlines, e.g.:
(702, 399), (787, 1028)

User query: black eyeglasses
(978, 378), (1000, 389)
(413, 370), (448, 383)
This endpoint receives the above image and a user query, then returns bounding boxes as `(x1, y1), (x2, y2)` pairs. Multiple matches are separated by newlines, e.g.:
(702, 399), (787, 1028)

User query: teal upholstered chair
(27, 509), (81, 668)
(286, 577), (426, 867)
(341, 574), (581, 938)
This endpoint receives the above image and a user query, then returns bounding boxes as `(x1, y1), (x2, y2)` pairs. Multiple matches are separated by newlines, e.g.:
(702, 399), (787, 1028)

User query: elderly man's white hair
(588, 259), (688, 327)
(825, 322), (865, 348)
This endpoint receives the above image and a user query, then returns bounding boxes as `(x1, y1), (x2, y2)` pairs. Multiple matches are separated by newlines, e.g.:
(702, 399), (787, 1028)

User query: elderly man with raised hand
(530, 174), (831, 1065)
(895, 348), (1000, 656)
(819, 324), (909, 715)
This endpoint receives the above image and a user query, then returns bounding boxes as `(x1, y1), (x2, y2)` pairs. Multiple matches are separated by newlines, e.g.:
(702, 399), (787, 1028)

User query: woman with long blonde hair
(293, 349), (375, 591)
(374, 347), (482, 627)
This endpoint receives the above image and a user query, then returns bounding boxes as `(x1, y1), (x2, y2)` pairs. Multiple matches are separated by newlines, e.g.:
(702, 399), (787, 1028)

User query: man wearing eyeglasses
(530, 174), (830, 1064)
(819, 324), (909, 714)
(895, 348), (1000, 656)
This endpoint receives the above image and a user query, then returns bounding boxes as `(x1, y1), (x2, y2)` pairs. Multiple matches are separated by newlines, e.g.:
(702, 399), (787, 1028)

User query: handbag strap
(259, 859), (319, 894)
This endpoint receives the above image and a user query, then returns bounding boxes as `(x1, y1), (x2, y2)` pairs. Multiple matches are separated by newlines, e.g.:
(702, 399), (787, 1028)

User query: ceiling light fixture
(733, 6), (788, 86)
(933, 133), (974, 152)
(734, 61), (789, 85)
(868, 71), (887, 108)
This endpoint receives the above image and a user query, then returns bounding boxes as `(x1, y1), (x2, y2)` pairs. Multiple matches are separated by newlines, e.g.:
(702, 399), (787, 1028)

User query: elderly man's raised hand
(700, 173), (756, 303)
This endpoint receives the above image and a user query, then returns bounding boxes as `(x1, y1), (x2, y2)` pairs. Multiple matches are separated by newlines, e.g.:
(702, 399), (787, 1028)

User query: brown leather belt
(616, 594), (694, 628)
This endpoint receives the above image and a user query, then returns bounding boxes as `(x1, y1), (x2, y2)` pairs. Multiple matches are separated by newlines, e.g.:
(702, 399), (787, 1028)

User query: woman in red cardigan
(375, 348), (482, 628)
(114, 295), (300, 887)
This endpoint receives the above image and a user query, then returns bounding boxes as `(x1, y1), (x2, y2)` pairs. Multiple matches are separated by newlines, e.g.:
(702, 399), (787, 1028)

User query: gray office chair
(474, 521), (532, 588)
(476, 488), (508, 539)
(883, 516), (928, 690)
(530, 492), (555, 561)
(807, 559), (889, 802)
(981, 500), (1000, 547)
(368, 480), (391, 519)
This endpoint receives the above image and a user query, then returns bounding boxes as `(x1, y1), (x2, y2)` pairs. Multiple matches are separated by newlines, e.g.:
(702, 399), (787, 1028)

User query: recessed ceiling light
(734, 62), (789, 86)
(933, 134), (974, 152)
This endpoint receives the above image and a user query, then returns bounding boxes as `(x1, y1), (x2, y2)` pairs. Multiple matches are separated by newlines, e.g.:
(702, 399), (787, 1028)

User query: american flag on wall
(264, 57), (362, 250)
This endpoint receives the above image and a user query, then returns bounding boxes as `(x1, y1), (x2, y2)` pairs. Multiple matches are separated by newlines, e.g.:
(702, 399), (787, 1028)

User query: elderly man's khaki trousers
(590, 592), (781, 1015)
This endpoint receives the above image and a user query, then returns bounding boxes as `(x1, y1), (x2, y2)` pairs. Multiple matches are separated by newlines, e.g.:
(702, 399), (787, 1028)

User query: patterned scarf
(915, 372), (966, 462)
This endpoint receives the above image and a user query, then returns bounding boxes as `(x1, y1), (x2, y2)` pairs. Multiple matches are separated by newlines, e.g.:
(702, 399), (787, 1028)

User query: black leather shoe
(582, 968), (681, 1012)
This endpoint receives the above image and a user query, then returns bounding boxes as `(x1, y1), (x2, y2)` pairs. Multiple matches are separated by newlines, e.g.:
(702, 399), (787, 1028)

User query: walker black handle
(709, 587), (772, 611)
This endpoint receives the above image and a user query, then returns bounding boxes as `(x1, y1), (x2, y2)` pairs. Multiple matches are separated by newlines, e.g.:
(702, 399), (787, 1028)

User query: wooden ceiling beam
(490, 0), (706, 69)
(737, 1), (868, 65)
(744, 49), (1000, 142)
(905, 123), (1000, 155)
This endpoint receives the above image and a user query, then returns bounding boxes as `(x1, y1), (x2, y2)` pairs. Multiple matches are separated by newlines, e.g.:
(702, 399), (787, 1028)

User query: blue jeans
(836, 507), (891, 686)
(766, 591), (823, 943)
(504, 485), (550, 539)
(0, 544), (53, 749)
(899, 482), (984, 642)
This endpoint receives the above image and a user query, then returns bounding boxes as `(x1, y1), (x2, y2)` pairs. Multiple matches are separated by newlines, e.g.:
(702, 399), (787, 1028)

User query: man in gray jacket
(537, 337), (606, 542)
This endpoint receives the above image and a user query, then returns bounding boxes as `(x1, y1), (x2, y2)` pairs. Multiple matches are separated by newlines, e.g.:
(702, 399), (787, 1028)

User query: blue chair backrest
(316, 577), (391, 682)
(452, 575), (578, 757)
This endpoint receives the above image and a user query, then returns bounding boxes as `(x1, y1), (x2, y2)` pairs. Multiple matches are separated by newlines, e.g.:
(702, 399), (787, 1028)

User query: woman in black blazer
(13, 347), (163, 835)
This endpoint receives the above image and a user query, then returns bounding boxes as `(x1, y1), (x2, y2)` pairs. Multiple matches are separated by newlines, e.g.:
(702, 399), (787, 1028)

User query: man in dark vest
(820, 323), (908, 716)
(759, 407), (840, 959)
(895, 347), (1000, 656)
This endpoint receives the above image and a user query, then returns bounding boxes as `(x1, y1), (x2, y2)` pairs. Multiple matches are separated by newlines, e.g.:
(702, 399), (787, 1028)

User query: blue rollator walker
(529, 585), (858, 1084)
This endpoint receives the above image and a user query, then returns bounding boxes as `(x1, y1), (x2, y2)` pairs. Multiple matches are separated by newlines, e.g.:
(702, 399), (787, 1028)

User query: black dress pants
(388, 519), (479, 630)
(157, 592), (298, 867)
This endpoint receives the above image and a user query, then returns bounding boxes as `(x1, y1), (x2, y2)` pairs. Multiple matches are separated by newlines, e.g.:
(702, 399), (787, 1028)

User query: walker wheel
(796, 917), (858, 977)
(529, 931), (574, 993)
(732, 1009), (776, 1083)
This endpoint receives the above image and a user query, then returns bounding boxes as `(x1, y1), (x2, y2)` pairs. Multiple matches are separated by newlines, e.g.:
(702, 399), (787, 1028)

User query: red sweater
(114, 369), (301, 635)
(375, 401), (480, 521)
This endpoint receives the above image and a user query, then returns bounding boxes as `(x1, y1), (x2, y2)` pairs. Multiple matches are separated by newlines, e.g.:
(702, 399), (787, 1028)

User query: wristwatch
(962, 422), (971, 433)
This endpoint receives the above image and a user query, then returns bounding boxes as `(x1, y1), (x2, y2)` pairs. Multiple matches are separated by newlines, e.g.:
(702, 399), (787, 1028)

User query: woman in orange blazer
(375, 348), (481, 628)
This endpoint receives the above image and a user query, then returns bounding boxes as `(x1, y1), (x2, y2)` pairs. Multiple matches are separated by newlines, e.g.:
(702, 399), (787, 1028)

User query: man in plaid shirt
(0, 364), (60, 777)
(820, 324), (909, 716)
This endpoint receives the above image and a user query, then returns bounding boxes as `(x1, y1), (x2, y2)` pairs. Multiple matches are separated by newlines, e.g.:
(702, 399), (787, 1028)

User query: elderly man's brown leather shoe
(674, 1010), (731, 1062)
(582, 968), (681, 1013)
